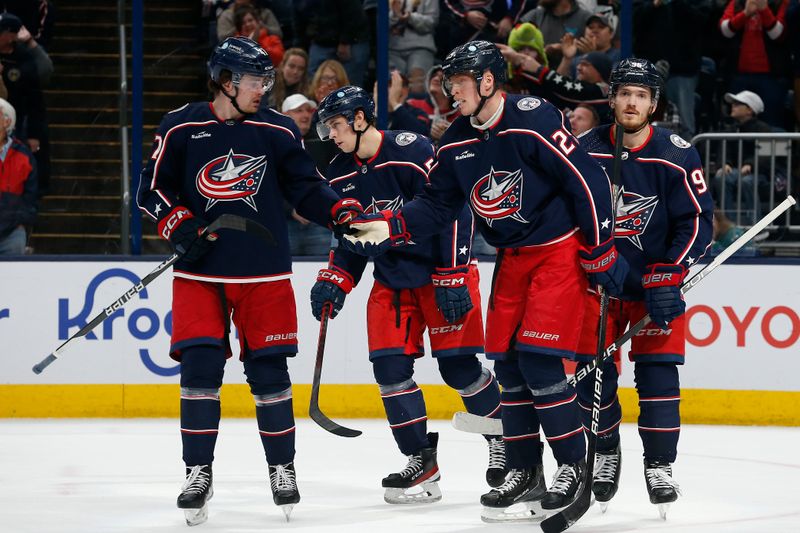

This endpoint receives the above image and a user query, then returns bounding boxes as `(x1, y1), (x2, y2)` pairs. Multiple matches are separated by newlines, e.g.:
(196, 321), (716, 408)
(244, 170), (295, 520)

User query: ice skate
(269, 462), (300, 521)
(177, 464), (213, 526)
(541, 460), (586, 511)
(485, 436), (507, 487)
(644, 459), (681, 520)
(382, 432), (441, 504)
(480, 466), (546, 522)
(593, 445), (621, 513)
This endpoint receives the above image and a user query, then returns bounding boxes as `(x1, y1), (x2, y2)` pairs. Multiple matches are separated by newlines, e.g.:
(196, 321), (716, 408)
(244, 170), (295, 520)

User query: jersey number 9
(690, 169), (707, 195)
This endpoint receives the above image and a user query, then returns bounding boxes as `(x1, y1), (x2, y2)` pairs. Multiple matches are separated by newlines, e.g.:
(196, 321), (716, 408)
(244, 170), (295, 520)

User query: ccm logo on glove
(158, 207), (192, 240)
(431, 275), (466, 287)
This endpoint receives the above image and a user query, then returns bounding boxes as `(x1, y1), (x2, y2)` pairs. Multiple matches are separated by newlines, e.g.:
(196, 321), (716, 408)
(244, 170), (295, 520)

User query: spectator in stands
(504, 21), (548, 94)
(0, 13), (48, 195)
(217, 0), (282, 43)
(303, 0), (371, 88)
(785, 0), (800, 126)
(0, 97), (37, 255)
(558, 5), (619, 78)
(380, 69), (429, 135)
(719, 0), (791, 129)
(634, 0), (711, 140)
(269, 48), (310, 111)
(520, 0), (592, 65)
(281, 93), (317, 139)
(234, 5), (284, 66)
(710, 208), (758, 256)
(389, 0), (438, 95)
(650, 59), (685, 135)
(406, 65), (459, 144)
(1, 0), (53, 50)
(568, 103), (600, 136)
(307, 59), (350, 108)
(437, 1), (525, 57)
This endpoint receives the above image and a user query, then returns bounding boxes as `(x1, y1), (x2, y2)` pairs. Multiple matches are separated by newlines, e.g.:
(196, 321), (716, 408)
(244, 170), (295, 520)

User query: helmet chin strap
(471, 80), (498, 118)
(352, 123), (370, 154)
(222, 85), (250, 117)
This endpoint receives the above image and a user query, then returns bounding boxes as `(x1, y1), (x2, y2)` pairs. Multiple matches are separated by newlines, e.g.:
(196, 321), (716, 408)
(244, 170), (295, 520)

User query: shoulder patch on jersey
(395, 132), (418, 146)
(670, 134), (691, 149)
(517, 97), (541, 111)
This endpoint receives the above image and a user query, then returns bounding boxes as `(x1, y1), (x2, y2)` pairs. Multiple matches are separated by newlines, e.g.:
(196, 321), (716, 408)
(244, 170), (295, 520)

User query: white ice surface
(2, 419), (798, 532)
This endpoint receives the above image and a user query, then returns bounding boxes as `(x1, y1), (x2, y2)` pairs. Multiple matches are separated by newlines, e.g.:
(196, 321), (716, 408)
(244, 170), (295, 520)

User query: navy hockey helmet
(208, 36), (275, 92)
(441, 40), (507, 97)
(316, 85), (375, 140)
(609, 58), (663, 102)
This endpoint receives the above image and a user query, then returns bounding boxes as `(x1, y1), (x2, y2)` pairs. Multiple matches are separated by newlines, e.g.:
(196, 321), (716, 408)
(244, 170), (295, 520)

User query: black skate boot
(593, 445), (622, 513)
(485, 436), (507, 488)
(177, 464), (213, 526)
(541, 460), (586, 511)
(269, 462), (300, 521)
(644, 459), (681, 520)
(479, 466), (547, 522)
(382, 432), (441, 504)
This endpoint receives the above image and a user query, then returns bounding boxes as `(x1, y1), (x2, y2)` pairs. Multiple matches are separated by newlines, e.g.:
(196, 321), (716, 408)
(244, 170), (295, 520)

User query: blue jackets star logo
(469, 167), (528, 227)
(615, 187), (659, 250)
(365, 195), (404, 214)
(196, 148), (268, 211)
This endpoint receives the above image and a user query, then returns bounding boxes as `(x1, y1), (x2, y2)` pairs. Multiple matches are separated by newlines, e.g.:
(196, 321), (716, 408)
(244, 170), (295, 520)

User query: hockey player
(335, 41), (626, 521)
(310, 85), (506, 504)
(576, 58), (713, 518)
(136, 37), (362, 526)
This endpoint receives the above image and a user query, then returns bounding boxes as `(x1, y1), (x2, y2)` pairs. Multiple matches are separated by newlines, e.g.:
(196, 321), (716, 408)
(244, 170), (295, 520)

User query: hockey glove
(310, 266), (355, 320)
(339, 210), (410, 257)
(579, 238), (629, 297)
(642, 263), (687, 330)
(158, 206), (217, 263)
(432, 267), (474, 324)
(330, 198), (364, 234)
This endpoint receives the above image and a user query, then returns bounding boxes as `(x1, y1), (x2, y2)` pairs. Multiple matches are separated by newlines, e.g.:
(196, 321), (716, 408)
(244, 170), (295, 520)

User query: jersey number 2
(551, 130), (576, 156)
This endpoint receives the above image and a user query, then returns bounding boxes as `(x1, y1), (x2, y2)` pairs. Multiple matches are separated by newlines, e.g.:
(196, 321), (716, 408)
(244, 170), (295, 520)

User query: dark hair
(233, 5), (259, 32)
(575, 104), (600, 127)
(208, 69), (233, 94)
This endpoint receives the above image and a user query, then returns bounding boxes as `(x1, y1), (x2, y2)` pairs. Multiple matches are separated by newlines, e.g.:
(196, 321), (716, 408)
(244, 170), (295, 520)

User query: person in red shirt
(719, 0), (791, 128)
(0, 97), (36, 255)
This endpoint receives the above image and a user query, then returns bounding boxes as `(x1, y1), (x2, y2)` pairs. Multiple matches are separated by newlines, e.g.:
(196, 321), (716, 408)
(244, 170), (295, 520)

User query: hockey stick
(31, 214), (276, 374)
(454, 194), (798, 439)
(541, 123), (625, 533)
(309, 304), (362, 437)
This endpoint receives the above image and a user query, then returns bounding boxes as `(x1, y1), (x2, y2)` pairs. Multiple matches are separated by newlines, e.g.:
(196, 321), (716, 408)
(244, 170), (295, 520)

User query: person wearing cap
(557, 5), (620, 79)
(282, 94), (317, 138)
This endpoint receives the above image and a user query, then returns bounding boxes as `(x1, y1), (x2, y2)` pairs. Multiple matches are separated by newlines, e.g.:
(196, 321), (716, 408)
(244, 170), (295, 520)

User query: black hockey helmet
(208, 36), (275, 92)
(442, 40), (507, 97)
(609, 57), (663, 102)
(316, 85), (375, 140)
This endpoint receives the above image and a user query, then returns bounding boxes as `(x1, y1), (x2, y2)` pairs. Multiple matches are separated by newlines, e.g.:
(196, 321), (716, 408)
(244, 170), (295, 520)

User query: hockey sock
(373, 355), (429, 455)
(576, 359), (622, 451)
(493, 359), (542, 469)
(245, 355), (295, 466)
(635, 363), (680, 463)
(179, 346), (225, 466)
(519, 353), (585, 465)
(438, 356), (501, 420)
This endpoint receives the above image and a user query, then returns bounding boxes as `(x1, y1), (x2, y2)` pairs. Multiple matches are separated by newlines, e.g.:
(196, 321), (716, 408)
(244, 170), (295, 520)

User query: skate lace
(181, 465), (210, 495)
(594, 452), (619, 483)
(487, 438), (506, 470)
(271, 464), (297, 492)
(399, 454), (423, 478)
(549, 464), (577, 495)
(495, 469), (525, 494)
(645, 465), (682, 495)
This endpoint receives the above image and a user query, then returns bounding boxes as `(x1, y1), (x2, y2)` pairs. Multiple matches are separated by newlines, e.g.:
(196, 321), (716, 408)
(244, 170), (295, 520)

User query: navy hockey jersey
(579, 125), (714, 299)
(137, 102), (341, 281)
(402, 94), (615, 249)
(326, 130), (475, 289)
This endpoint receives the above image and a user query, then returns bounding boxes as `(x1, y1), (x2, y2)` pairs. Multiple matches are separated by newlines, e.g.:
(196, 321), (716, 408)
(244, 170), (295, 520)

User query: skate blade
(280, 503), (295, 522)
(599, 501), (609, 514)
(658, 503), (670, 520)
(384, 481), (442, 504)
(481, 501), (545, 523)
(183, 505), (208, 527)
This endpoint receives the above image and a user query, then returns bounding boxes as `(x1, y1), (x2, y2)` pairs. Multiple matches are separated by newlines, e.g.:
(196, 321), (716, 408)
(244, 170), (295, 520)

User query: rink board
(1, 259), (799, 424)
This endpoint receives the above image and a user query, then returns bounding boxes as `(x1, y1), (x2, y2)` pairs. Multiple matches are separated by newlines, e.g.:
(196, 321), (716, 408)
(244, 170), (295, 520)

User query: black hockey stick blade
(309, 305), (362, 437)
(32, 214), (274, 375)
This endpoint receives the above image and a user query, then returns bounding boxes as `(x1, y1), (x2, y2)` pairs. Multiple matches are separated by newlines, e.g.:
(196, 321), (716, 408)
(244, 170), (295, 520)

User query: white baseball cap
(282, 94), (317, 113)
(724, 90), (764, 114)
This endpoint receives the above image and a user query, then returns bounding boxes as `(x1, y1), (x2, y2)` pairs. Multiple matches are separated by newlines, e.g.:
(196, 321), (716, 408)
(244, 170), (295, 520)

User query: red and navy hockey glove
(432, 267), (474, 324)
(310, 266), (355, 320)
(157, 206), (217, 263)
(579, 238), (629, 296)
(642, 263), (687, 330)
(339, 210), (410, 256)
(330, 198), (364, 234)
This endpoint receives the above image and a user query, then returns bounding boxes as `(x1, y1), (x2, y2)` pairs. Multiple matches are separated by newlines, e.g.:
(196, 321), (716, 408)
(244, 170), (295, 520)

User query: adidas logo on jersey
(191, 131), (211, 139)
(455, 150), (475, 161)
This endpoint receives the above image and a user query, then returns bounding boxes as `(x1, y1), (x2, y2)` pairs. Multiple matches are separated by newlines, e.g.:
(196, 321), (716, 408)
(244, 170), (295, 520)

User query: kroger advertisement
(1, 260), (798, 392)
